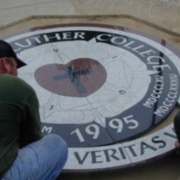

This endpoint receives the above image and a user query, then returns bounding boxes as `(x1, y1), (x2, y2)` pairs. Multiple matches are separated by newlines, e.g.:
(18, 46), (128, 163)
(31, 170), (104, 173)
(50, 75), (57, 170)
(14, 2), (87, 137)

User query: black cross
(53, 66), (90, 94)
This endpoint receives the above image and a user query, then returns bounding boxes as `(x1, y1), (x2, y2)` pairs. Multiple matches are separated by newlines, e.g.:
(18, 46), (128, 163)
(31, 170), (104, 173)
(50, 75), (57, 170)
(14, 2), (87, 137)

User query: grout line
(0, 0), (61, 10)
(0, 14), (180, 38)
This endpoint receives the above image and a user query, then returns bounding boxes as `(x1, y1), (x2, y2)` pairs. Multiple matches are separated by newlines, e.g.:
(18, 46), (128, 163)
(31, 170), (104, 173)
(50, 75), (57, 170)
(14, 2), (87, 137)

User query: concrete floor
(0, 1), (180, 180)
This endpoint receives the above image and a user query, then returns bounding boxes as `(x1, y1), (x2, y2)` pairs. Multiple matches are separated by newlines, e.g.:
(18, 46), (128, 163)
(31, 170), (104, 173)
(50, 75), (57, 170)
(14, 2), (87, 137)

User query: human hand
(175, 140), (180, 148)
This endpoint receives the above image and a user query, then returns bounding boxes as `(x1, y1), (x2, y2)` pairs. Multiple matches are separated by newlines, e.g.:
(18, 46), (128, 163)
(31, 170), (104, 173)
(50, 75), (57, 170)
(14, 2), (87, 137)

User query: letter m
(42, 126), (53, 134)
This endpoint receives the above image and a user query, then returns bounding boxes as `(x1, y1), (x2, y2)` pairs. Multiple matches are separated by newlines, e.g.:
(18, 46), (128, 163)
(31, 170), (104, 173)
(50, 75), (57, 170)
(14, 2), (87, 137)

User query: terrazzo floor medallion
(5, 23), (180, 171)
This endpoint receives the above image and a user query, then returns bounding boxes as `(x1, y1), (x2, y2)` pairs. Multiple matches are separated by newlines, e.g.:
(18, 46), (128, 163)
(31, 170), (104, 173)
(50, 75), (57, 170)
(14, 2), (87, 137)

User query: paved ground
(0, 1), (180, 180)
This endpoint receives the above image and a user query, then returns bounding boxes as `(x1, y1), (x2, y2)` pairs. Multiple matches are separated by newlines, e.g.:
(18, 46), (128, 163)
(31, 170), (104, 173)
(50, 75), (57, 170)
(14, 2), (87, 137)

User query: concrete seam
(0, 15), (179, 37)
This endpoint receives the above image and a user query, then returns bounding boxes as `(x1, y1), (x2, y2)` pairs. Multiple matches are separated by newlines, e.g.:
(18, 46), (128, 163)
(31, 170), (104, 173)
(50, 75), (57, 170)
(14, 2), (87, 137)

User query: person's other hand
(175, 140), (180, 148)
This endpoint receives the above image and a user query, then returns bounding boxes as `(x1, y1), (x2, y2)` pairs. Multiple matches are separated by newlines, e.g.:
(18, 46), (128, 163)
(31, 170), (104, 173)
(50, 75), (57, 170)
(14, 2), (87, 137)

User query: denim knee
(45, 134), (67, 146)
(43, 134), (68, 156)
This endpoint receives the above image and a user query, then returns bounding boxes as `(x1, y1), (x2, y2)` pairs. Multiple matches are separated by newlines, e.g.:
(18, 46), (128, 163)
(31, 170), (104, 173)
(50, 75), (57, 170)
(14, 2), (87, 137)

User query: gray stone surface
(0, 1), (180, 179)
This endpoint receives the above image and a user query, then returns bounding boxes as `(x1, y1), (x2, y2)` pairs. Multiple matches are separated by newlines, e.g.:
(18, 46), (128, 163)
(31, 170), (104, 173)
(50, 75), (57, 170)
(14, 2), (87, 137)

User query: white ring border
(5, 25), (180, 171)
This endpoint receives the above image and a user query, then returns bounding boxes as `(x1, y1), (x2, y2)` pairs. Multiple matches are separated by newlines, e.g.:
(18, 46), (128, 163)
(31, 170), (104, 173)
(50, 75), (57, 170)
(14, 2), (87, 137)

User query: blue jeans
(2, 134), (68, 180)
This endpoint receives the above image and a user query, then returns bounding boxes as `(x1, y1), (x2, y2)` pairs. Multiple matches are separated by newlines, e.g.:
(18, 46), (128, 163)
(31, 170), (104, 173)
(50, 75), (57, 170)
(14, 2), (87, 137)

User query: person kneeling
(0, 40), (68, 180)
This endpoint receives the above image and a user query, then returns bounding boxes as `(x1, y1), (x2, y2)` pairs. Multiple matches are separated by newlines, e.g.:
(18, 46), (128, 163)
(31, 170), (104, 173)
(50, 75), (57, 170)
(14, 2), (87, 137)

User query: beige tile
(0, 0), (180, 34)
(0, 1), (180, 180)
(0, 0), (65, 9)
(0, 0), (76, 26)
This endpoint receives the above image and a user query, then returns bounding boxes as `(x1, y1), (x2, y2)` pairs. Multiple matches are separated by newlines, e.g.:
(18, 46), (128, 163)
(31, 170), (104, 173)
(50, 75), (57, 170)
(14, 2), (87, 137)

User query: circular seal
(6, 24), (180, 171)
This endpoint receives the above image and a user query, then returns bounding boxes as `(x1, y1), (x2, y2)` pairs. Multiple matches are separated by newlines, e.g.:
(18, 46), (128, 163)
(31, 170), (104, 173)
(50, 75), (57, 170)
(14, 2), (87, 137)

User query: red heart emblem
(35, 58), (107, 97)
